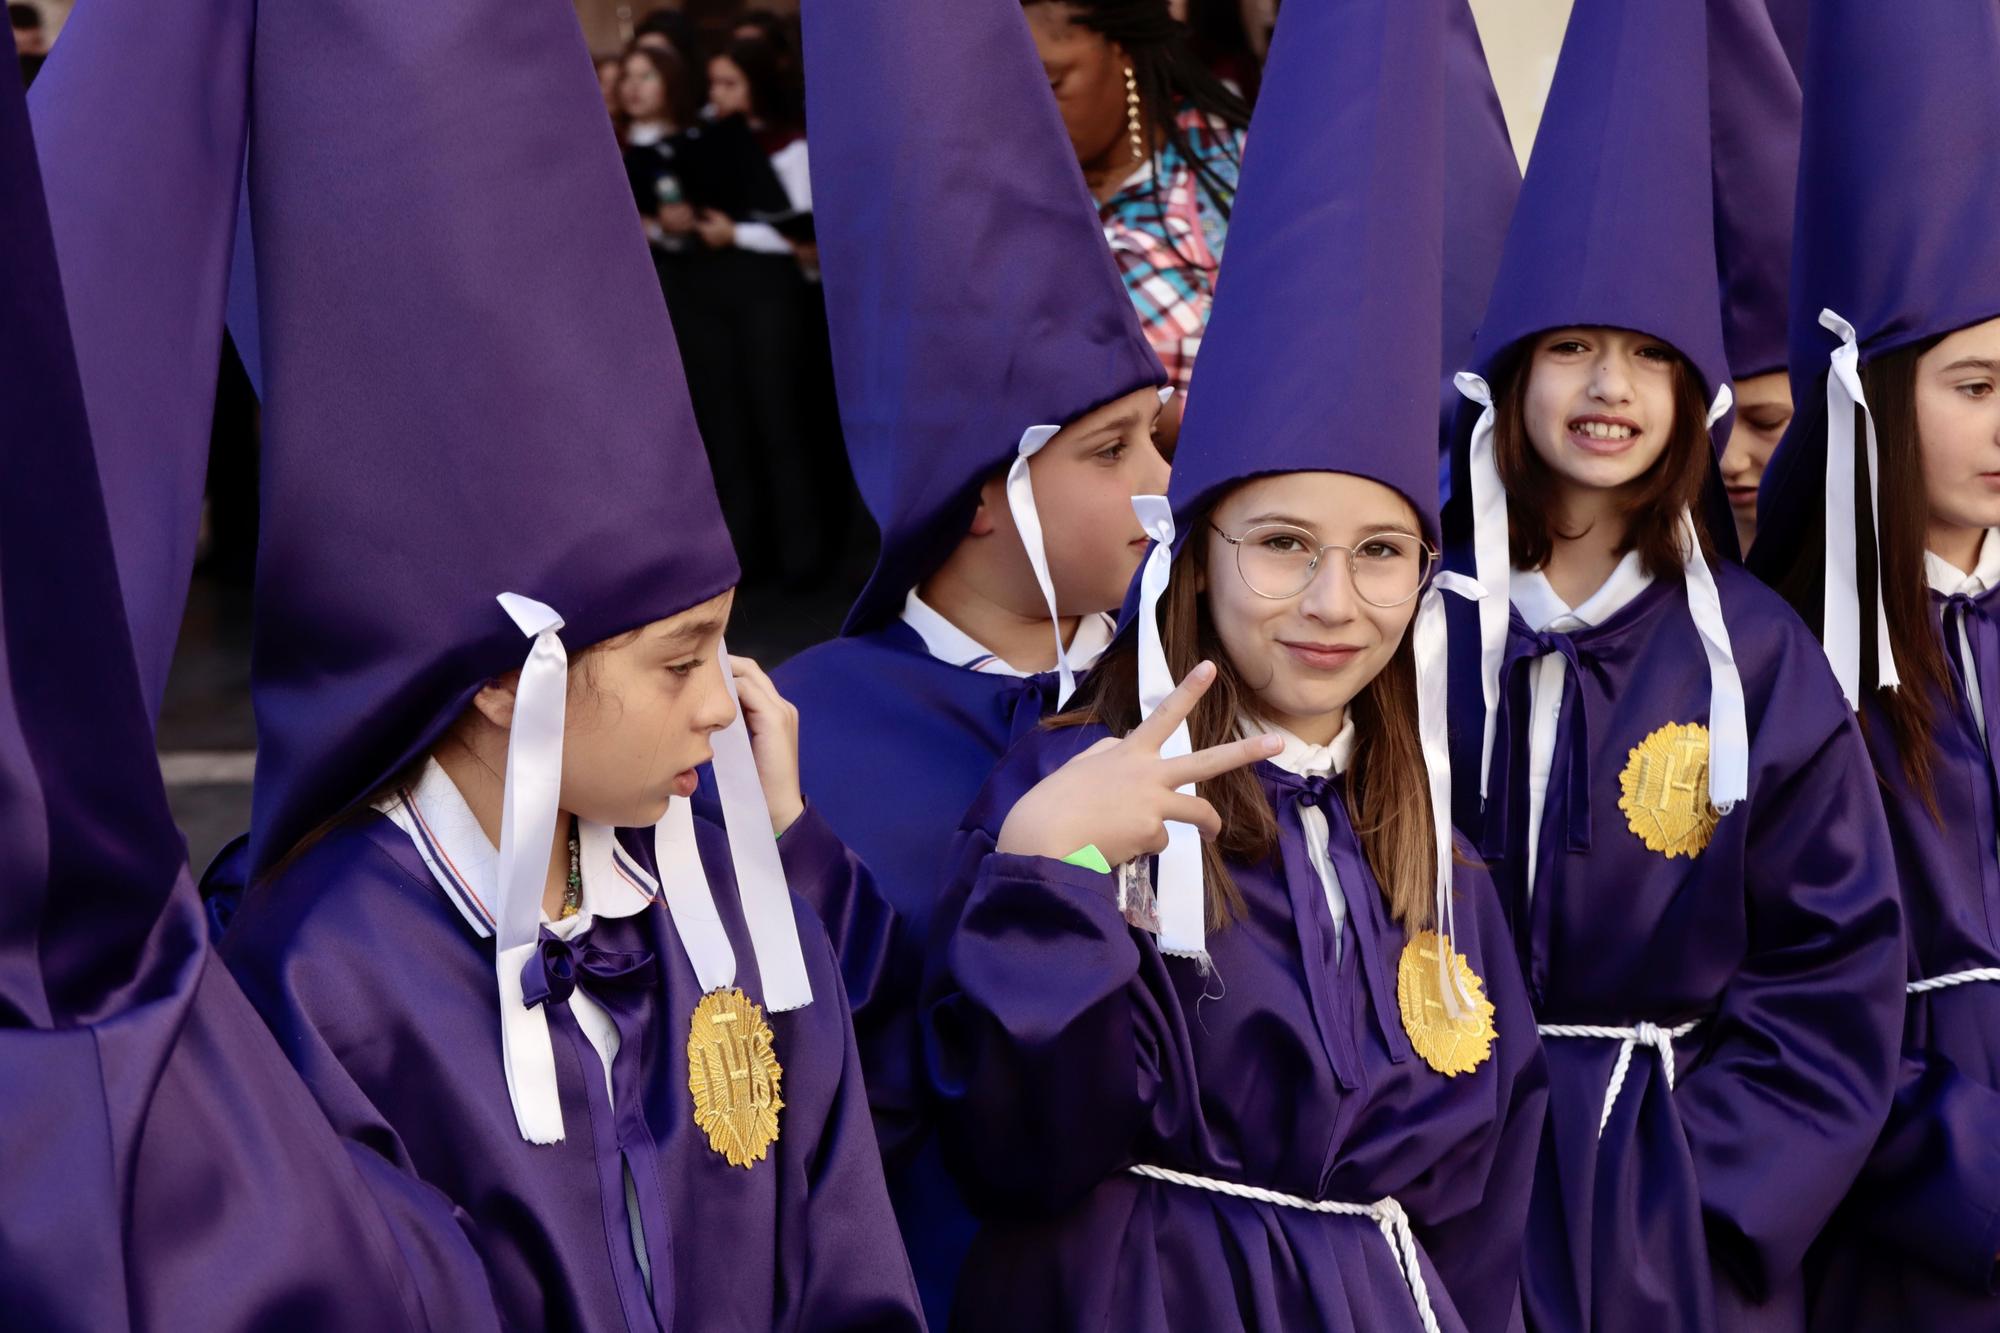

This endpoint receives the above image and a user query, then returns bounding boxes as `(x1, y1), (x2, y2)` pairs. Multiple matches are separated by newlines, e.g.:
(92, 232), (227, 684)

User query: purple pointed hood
(1709, 0), (1801, 382)
(1461, 0), (1730, 407)
(0, 26), (192, 1029)
(802, 0), (1166, 636)
(243, 0), (739, 877)
(1442, 0), (1518, 407)
(28, 0), (255, 720)
(1167, 0), (1446, 544)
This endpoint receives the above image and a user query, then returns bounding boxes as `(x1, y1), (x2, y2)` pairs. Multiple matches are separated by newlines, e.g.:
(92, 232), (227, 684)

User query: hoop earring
(1124, 64), (1146, 164)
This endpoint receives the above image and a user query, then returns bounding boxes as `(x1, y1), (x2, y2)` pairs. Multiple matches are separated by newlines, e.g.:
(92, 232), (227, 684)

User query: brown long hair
(1050, 513), (1437, 931)
(1491, 342), (1718, 578)
(1771, 336), (1956, 809)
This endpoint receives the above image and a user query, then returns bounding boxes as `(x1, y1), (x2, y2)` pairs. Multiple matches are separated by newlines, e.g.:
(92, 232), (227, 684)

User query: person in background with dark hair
(678, 33), (838, 586)
(632, 4), (693, 60)
(1025, 0), (1250, 397)
(594, 53), (623, 124)
(1179, 0), (1261, 101)
(11, 0), (44, 85)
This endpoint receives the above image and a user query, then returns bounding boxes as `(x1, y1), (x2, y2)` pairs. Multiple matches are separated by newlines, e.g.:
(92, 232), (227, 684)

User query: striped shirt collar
(899, 588), (1116, 678)
(378, 757), (660, 939)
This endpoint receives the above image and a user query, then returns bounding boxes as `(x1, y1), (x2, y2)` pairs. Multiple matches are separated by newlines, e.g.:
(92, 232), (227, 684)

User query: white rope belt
(1126, 1164), (1441, 1333)
(1535, 1020), (1701, 1139)
(1909, 967), (2000, 996)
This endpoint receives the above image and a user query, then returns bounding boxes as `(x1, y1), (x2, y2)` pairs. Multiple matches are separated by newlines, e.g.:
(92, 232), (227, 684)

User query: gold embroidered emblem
(687, 987), (783, 1168)
(1618, 722), (1720, 859)
(1396, 931), (1498, 1077)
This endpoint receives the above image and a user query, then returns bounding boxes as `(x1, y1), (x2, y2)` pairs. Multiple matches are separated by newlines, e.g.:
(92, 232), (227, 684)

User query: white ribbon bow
(1129, 495), (1207, 964)
(1820, 309), (1902, 706)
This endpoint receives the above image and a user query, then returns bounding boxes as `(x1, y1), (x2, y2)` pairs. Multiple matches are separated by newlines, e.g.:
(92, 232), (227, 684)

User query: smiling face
(1520, 326), (1683, 498)
(558, 589), (738, 829)
(1916, 317), (2000, 559)
(1718, 369), (1792, 551)
(1202, 473), (1426, 745)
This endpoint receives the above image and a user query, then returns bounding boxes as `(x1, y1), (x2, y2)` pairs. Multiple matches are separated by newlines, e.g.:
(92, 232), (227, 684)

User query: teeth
(1573, 421), (1635, 440)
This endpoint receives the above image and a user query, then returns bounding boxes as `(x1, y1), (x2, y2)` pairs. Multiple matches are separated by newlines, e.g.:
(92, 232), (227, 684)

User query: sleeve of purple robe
(1671, 706), (1905, 1300)
(776, 799), (925, 1171)
(1840, 1019), (2000, 1288)
(786, 924), (933, 1331)
(924, 832), (1160, 1218)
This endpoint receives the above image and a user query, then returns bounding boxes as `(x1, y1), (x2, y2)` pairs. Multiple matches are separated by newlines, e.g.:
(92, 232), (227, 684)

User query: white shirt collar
(625, 121), (671, 147)
(1239, 714), (1357, 778)
(1511, 549), (1655, 633)
(899, 588), (1116, 678)
(378, 757), (660, 939)
(1924, 528), (2000, 598)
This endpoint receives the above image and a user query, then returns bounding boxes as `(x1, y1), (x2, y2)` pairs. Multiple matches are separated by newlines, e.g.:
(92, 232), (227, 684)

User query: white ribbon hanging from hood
(1818, 308), (1902, 707)
(1412, 569), (1487, 1013)
(1129, 495), (1207, 965)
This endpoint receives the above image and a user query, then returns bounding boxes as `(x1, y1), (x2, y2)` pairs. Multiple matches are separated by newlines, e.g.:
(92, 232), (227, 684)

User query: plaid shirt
(1101, 107), (1246, 393)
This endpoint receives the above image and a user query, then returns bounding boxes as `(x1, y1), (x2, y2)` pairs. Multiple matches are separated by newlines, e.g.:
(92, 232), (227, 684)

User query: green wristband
(1059, 844), (1113, 875)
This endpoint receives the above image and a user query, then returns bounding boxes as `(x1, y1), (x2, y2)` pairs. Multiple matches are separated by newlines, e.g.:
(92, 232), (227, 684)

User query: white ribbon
(1413, 570), (1486, 1014)
(1682, 384), (1750, 813)
(1819, 309), (1902, 707)
(493, 592), (572, 1145)
(1130, 495), (1208, 964)
(1006, 424), (1075, 707)
(651, 793), (737, 994)
(1453, 373), (1508, 803)
(706, 638), (812, 1011)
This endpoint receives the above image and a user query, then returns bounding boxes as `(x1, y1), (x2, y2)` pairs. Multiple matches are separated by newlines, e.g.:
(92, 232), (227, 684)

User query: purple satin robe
(922, 722), (1548, 1333)
(218, 805), (924, 1332)
(1807, 584), (2000, 1329)
(775, 620), (1057, 1321)
(1443, 563), (1905, 1331)
(2, 881), (505, 1332)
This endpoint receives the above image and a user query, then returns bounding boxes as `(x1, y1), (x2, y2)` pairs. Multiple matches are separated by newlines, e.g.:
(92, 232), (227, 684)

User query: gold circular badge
(1396, 931), (1498, 1077)
(1618, 721), (1721, 859)
(687, 987), (784, 1168)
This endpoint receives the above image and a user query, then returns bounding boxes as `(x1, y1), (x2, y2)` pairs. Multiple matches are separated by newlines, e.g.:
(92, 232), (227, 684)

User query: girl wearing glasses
(923, 3), (1546, 1328)
(1439, 2), (1901, 1328)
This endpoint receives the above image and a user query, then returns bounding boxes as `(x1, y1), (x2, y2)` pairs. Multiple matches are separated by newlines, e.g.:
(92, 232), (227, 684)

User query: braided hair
(1030, 0), (1252, 264)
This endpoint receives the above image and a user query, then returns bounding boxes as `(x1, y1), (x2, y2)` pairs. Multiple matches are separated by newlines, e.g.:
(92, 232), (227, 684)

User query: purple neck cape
(802, 0), (1164, 637)
(242, 0), (740, 879)
(1708, 0), (1801, 383)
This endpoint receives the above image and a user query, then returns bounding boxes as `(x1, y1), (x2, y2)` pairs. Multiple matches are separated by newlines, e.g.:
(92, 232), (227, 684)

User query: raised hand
(995, 661), (1281, 867)
(728, 654), (805, 836)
